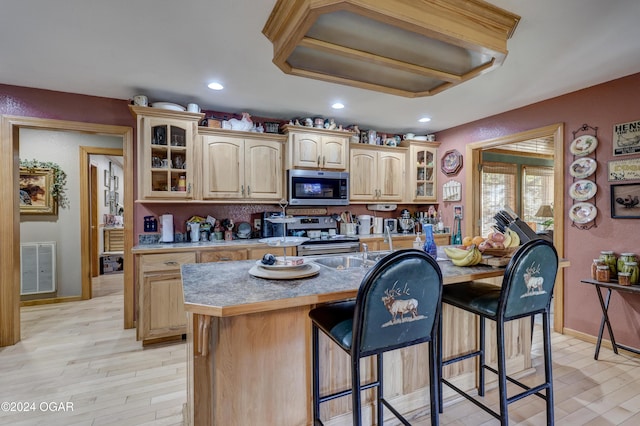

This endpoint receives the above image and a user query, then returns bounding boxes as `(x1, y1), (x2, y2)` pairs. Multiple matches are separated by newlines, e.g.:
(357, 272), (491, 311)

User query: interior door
(90, 164), (99, 277)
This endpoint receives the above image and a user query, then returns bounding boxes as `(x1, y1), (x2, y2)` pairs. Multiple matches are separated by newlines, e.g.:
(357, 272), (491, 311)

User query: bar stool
(439, 239), (558, 425)
(310, 249), (443, 426)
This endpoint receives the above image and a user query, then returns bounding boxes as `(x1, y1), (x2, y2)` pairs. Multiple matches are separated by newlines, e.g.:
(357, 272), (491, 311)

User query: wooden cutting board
(479, 255), (511, 268)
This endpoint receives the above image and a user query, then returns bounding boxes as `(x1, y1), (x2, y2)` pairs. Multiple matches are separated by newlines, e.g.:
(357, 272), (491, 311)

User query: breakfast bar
(181, 254), (532, 426)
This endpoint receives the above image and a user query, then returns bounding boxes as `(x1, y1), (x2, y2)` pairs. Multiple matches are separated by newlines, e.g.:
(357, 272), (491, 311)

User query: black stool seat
(438, 239), (559, 426)
(309, 300), (355, 350)
(310, 249), (443, 426)
(442, 282), (501, 317)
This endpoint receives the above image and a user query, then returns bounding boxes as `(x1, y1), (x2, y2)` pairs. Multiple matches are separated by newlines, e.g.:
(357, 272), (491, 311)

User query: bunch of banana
(503, 228), (520, 248)
(443, 245), (483, 266)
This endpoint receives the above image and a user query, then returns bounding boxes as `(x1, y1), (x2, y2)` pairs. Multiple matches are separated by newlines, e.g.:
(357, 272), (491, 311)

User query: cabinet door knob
(317, 155), (321, 166)
(164, 261), (179, 266)
(323, 156), (326, 166)
(247, 185), (251, 196)
(241, 185), (245, 196)
(187, 183), (191, 194)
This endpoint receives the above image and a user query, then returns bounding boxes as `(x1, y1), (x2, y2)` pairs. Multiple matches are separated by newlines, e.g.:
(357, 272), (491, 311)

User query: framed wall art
(441, 149), (463, 176)
(19, 168), (57, 215)
(610, 183), (640, 218)
(613, 119), (640, 156)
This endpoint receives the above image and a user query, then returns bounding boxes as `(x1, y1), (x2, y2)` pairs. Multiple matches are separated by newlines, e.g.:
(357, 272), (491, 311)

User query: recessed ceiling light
(208, 82), (224, 91)
(331, 102), (344, 109)
(419, 117), (431, 123)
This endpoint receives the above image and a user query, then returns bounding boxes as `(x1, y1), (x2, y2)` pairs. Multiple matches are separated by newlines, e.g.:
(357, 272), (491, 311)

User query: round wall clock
(441, 149), (463, 176)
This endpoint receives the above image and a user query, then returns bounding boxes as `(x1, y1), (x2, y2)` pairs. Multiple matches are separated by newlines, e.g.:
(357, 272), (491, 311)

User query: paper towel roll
(160, 214), (174, 242)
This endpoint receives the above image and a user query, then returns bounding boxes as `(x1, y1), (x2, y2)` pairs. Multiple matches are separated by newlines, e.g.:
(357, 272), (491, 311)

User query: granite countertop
(132, 238), (268, 253)
(132, 232), (452, 253)
(181, 250), (504, 318)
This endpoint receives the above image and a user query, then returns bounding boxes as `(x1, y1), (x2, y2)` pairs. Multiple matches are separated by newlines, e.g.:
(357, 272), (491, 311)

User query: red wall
(435, 72), (640, 347)
(0, 84), (133, 126)
(4, 74), (640, 348)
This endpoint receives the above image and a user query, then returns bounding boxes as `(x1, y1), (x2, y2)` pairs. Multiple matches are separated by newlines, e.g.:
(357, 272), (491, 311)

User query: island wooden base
(186, 296), (532, 425)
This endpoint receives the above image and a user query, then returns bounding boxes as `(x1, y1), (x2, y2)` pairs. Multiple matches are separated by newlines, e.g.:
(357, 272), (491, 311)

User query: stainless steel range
(287, 216), (361, 256)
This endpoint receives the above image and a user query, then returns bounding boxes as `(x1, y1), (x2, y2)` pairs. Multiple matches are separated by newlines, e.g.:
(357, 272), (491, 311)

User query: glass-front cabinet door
(149, 122), (189, 196)
(130, 106), (203, 200)
(409, 143), (438, 202)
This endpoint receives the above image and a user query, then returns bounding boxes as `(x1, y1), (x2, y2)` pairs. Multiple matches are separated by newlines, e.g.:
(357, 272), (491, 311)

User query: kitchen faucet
(384, 225), (394, 252)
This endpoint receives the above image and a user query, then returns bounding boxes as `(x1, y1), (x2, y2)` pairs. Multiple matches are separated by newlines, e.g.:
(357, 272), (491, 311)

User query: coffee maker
(261, 211), (285, 238)
(398, 209), (414, 234)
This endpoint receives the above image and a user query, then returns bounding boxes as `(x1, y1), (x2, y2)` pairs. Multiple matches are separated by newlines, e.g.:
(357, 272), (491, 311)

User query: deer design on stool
(382, 281), (419, 323)
(524, 262), (545, 295)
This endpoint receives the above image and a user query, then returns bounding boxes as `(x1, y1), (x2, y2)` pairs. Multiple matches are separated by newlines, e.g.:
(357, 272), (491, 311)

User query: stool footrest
(441, 378), (501, 421)
(442, 349), (482, 366)
(381, 398), (412, 426)
(482, 364), (549, 402)
(318, 380), (380, 404)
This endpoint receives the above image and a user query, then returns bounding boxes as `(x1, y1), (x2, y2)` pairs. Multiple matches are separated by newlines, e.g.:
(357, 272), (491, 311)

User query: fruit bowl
(482, 247), (518, 257)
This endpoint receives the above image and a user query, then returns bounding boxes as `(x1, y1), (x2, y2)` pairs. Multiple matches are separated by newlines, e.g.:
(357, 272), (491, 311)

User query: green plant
(19, 159), (69, 209)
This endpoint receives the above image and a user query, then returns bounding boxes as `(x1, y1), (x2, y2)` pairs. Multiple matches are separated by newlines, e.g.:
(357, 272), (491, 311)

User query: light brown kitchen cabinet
(200, 129), (285, 202)
(130, 106), (203, 201)
(199, 249), (248, 263)
(137, 251), (196, 344)
(284, 125), (350, 170)
(349, 145), (406, 202)
(402, 140), (439, 202)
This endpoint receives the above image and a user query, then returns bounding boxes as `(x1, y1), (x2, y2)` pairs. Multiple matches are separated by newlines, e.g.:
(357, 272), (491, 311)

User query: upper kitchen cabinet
(200, 129), (285, 202)
(401, 141), (439, 203)
(283, 125), (351, 171)
(350, 144), (406, 203)
(130, 106), (203, 201)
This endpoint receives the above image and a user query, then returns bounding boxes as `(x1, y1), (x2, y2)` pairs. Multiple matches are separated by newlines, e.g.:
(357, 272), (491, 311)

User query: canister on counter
(596, 265), (610, 282)
(617, 253), (637, 273)
(621, 261), (639, 285)
(599, 250), (617, 277)
(591, 258), (605, 280)
(619, 272), (632, 286)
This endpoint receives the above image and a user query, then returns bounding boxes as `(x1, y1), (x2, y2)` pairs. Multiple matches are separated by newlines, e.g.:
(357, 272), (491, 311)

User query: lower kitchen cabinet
(199, 249), (248, 263)
(138, 251), (196, 344)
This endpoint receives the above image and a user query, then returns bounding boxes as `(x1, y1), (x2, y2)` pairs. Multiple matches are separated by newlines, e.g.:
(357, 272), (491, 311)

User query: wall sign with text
(608, 158), (640, 181)
(613, 119), (640, 156)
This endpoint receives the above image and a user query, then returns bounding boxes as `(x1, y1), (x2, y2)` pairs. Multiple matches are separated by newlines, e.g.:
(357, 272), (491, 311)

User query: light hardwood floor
(1, 273), (640, 425)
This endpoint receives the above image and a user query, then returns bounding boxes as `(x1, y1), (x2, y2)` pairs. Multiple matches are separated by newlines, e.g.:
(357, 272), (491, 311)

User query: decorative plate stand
(441, 149), (463, 176)
(569, 124), (598, 230)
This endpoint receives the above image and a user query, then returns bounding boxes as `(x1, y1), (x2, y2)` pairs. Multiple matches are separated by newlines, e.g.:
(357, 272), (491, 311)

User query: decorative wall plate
(569, 180), (597, 201)
(569, 157), (597, 178)
(569, 202), (597, 224)
(570, 135), (598, 156)
(441, 149), (463, 176)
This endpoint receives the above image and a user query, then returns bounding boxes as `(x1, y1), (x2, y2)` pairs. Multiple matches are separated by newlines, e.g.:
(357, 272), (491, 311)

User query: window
(480, 162), (517, 236)
(522, 166), (554, 223)
(480, 161), (554, 236)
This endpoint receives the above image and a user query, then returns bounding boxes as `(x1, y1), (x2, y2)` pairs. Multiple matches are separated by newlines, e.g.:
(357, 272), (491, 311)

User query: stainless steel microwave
(288, 169), (349, 206)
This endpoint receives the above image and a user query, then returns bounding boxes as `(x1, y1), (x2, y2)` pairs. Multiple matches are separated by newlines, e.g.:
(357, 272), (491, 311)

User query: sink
(312, 256), (374, 269)
(365, 251), (393, 262)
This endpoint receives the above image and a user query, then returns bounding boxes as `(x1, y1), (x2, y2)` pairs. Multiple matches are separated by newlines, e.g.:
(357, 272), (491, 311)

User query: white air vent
(20, 242), (56, 295)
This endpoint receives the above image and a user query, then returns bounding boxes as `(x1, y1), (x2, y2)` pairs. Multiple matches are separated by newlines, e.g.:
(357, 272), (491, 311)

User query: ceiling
(2, 0), (640, 134)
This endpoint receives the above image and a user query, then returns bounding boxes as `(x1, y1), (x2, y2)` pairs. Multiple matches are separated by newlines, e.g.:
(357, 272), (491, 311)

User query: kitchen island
(181, 253), (533, 426)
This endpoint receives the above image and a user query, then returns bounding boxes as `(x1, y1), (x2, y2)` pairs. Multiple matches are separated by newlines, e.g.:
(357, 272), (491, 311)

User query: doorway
(464, 123), (565, 332)
(81, 148), (125, 299)
(0, 116), (134, 347)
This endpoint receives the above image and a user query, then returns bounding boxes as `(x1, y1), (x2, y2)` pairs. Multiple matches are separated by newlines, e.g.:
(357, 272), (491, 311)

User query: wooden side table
(580, 278), (640, 359)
